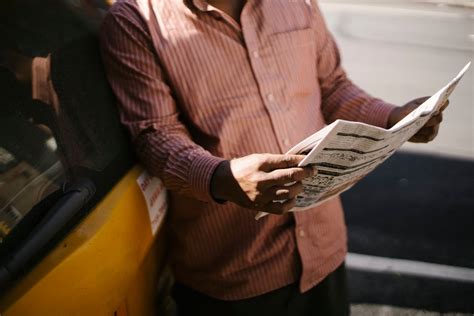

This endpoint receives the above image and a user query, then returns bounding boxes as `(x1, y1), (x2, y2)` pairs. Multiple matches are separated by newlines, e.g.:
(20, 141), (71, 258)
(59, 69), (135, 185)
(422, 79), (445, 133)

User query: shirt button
(267, 93), (275, 102)
(299, 229), (305, 237)
(252, 50), (260, 58)
(283, 138), (290, 146)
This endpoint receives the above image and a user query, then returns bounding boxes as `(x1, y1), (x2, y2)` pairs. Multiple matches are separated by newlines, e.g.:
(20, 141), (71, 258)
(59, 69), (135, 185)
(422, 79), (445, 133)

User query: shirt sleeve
(311, 1), (396, 128)
(99, 3), (225, 202)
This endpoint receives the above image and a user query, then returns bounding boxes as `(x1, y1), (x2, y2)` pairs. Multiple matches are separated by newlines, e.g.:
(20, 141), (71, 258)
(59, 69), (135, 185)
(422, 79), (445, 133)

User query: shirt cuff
(363, 99), (397, 129)
(188, 153), (226, 202)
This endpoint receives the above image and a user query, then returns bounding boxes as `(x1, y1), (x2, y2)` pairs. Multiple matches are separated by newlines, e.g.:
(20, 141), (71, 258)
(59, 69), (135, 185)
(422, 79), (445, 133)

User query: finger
(409, 129), (430, 142)
(417, 126), (437, 137)
(262, 198), (297, 215)
(424, 114), (443, 127)
(439, 99), (450, 112)
(427, 125), (440, 142)
(266, 166), (315, 186)
(267, 182), (304, 201)
(260, 154), (306, 171)
(409, 125), (439, 143)
(408, 135), (427, 143)
(413, 96), (430, 106)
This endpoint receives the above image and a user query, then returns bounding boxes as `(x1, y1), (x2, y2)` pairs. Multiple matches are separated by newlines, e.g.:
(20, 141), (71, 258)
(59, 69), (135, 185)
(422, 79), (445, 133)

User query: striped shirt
(99, 0), (395, 300)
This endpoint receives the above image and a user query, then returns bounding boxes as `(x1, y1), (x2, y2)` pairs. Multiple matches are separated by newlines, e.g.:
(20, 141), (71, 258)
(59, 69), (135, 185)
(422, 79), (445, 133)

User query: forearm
(321, 74), (396, 128)
(99, 5), (225, 201)
(310, 0), (396, 128)
(135, 125), (225, 202)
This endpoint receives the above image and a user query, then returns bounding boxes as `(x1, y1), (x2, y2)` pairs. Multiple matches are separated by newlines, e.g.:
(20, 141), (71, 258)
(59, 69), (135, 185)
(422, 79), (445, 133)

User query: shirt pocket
(265, 0), (312, 35)
(268, 28), (318, 108)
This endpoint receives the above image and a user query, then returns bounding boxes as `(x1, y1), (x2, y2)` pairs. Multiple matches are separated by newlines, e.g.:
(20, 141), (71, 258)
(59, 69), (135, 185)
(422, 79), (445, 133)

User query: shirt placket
(240, 8), (294, 153)
(240, 5), (317, 287)
(191, 0), (242, 33)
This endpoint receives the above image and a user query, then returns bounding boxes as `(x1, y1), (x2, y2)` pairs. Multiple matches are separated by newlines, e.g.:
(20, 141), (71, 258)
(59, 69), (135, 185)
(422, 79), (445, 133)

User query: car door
(0, 2), (171, 314)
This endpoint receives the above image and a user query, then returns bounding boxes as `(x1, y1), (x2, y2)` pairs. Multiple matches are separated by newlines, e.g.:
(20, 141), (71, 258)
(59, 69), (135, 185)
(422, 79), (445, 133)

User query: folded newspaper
(256, 62), (471, 220)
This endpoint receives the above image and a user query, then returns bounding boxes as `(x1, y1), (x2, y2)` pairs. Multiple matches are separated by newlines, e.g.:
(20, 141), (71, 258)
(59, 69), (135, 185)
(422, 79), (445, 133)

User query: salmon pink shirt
(99, 0), (395, 300)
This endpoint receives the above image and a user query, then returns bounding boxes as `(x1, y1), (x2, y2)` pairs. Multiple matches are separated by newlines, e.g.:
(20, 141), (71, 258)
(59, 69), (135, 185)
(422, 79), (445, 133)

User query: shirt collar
(185, 0), (210, 12)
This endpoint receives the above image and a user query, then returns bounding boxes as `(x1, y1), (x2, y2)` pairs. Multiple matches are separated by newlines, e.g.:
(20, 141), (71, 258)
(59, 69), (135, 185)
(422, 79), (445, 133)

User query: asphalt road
(341, 152), (474, 313)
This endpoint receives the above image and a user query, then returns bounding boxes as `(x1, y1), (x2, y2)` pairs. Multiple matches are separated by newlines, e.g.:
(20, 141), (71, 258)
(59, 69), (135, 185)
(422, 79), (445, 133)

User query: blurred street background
(320, 0), (474, 314)
(0, 0), (472, 314)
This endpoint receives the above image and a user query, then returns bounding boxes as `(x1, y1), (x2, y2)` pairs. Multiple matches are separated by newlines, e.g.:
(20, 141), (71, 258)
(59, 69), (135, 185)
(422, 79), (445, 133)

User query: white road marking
(351, 304), (472, 316)
(346, 253), (474, 283)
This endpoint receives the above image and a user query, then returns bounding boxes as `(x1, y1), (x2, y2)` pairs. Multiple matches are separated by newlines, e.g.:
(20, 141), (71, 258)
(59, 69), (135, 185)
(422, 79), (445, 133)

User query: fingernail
(312, 165), (318, 176)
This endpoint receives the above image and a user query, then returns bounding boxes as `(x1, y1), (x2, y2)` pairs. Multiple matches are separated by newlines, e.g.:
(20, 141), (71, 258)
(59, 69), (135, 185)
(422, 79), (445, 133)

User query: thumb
(260, 154), (306, 171)
(412, 96), (430, 106)
(403, 96), (430, 113)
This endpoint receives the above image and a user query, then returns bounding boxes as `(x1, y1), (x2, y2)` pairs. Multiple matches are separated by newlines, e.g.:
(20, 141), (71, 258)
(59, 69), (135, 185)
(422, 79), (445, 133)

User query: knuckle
(286, 170), (297, 181)
(250, 172), (266, 184)
(253, 154), (265, 165)
(281, 155), (298, 167)
(292, 170), (306, 182)
(249, 173), (260, 183)
(274, 172), (289, 183)
(281, 155), (293, 163)
(291, 168), (300, 176)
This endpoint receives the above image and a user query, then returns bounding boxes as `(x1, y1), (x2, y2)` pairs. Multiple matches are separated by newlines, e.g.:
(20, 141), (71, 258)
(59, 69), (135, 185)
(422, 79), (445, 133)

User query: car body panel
(0, 166), (167, 315)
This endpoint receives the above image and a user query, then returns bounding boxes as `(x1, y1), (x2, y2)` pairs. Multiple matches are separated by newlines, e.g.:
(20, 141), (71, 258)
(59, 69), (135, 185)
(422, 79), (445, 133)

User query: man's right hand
(210, 154), (316, 215)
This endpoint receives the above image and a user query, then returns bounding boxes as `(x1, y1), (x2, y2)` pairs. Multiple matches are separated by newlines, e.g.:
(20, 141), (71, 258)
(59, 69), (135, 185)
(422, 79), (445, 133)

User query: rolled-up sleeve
(99, 3), (224, 201)
(311, 0), (396, 128)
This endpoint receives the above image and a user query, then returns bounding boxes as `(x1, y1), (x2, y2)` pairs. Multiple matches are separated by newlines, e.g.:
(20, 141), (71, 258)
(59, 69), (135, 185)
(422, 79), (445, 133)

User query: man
(99, 0), (445, 315)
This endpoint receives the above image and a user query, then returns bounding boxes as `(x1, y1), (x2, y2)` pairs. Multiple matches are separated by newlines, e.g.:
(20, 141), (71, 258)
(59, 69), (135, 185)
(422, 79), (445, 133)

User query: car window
(0, 0), (133, 251)
(0, 112), (65, 241)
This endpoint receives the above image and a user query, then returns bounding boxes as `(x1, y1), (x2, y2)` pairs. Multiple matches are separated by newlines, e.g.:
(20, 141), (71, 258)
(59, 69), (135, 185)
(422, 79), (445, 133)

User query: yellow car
(0, 4), (172, 314)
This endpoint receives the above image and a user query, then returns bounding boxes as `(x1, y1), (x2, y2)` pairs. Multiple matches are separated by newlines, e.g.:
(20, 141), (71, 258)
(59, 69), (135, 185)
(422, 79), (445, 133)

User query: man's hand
(210, 154), (316, 214)
(387, 96), (449, 143)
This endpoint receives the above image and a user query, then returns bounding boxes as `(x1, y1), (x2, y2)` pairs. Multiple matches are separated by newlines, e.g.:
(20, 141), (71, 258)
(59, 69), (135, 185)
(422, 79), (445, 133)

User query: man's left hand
(387, 96), (449, 143)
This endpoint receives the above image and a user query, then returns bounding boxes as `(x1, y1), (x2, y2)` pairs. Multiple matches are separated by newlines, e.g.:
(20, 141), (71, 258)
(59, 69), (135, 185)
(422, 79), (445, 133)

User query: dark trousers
(172, 263), (349, 316)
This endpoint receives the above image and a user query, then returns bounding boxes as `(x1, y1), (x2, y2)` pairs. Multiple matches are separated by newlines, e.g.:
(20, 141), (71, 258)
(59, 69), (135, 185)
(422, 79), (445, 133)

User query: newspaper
(256, 62), (470, 220)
